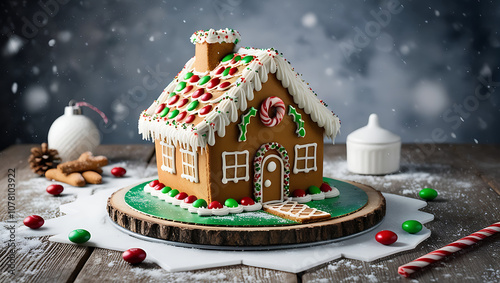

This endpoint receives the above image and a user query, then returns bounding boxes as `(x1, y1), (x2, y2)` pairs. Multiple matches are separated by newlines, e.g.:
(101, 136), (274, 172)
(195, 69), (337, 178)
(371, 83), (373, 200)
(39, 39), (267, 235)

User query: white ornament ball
(48, 106), (101, 162)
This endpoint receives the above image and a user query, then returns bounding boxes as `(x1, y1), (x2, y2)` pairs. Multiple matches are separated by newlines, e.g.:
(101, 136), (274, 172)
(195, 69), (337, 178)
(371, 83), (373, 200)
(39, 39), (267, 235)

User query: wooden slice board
(107, 179), (385, 247)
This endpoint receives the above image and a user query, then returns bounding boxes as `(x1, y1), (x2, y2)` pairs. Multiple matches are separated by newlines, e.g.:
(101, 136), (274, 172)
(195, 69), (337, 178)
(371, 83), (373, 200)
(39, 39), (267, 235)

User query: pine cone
(28, 143), (62, 176)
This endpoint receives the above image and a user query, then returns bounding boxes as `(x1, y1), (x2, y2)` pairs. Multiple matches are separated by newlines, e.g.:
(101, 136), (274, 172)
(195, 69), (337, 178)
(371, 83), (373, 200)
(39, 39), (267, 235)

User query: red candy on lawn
(240, 197), (255, 206)
(320, 183), (333, 192)
(111, 167), (126, 177)
(292, 189), (306, 198)
(375, 230), (398, 245)
(184, 195), (197, 203)
(46, 184), (64, 195)
(149, 180), (159, 187)
(153, 183), (165, 190)
(208, 201), (223, 209)
(122, 248), (147, 264)
(175, 192), (188, 200)
(23, 215), (45, 229)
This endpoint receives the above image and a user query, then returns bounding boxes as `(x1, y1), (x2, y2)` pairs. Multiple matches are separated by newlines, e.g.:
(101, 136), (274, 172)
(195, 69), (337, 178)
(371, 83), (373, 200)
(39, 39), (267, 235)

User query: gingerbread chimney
(191, 29), (241, 73)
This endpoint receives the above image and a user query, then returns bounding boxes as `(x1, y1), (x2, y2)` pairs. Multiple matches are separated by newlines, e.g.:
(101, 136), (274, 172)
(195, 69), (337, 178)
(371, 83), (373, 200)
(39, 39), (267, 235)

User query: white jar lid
(347, 114), (400, 144)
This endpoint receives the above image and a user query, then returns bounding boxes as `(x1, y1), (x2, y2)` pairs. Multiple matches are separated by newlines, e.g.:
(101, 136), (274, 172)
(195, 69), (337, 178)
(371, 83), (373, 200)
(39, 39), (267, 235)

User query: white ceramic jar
(346, 114), (401, 175)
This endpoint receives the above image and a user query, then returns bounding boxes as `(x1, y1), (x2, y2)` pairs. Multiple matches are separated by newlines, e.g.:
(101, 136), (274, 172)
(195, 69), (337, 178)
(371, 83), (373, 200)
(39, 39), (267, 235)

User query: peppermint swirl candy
(259, 96), (285, 127)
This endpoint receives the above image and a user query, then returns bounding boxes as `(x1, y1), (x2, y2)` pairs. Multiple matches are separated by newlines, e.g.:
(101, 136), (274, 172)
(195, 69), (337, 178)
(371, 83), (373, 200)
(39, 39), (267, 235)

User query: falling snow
(3, 35), (23, 56)
(48, 39), (56, 47)
(11, 82), (18, 94)
(302, 12), (318, 28)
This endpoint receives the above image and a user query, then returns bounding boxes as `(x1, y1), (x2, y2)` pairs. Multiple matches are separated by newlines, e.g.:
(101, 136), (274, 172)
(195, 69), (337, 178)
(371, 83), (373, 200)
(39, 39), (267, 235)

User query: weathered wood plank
(303, 144), (500, 282)
(454, 144), (500, 195)
(74, 248), (297, 283)
(0, 144), (154, 283)
(0, 236), (92, 283)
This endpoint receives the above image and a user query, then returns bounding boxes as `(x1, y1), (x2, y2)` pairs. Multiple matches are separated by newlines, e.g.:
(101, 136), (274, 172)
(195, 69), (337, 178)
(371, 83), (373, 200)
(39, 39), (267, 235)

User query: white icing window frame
(160, 142), (176, 174)
(293, 143), (317, 174)
(180, 147), (198, 183)
(221, 150), (249, 184)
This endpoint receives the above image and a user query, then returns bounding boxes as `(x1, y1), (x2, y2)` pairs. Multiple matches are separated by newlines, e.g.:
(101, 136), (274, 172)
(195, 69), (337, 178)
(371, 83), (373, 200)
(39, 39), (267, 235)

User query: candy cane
(259, 96), (285, 127)
(398, 222), (500, 277)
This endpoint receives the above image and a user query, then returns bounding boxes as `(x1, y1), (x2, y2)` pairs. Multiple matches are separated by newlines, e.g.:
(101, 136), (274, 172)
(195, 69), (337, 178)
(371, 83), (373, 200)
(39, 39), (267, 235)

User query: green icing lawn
(124, 177), (368, 227)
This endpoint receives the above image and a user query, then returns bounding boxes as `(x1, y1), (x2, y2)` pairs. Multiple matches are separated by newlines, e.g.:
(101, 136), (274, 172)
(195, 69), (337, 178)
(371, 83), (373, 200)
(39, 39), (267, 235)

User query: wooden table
(1, 144), (499, 282)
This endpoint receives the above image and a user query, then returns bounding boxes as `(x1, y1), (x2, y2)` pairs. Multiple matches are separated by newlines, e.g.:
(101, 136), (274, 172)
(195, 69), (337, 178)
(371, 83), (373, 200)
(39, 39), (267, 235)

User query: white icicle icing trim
(138, 47), (340, 150)
(228, 205), (244, 214)
(324, 187), (340, 198)
(310, 192), (326, 201)
(180, 201), (193, 209)
(290, 195), (312, 203)
(190, 28), (241, 44)
(242, 202), (262, 212)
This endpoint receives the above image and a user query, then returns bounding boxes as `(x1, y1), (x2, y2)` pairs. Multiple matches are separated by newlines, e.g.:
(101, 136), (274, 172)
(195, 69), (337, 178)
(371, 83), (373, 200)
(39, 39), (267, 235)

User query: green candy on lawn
(161, 187), (172, 194)
(193, 199), (207, 208)
(168, 189), (179, 197)
(308, 186), (321, 195)
(224, 198), (239, 208)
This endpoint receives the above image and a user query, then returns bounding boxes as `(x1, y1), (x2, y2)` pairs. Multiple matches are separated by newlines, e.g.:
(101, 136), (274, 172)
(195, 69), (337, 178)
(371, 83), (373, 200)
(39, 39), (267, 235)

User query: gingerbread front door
(261, 154), (284, 204)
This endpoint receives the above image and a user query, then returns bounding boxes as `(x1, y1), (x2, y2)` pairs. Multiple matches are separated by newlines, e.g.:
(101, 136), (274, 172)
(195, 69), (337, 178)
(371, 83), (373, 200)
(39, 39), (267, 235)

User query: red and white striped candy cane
(259, 96), (285, 127)
(398, 222), (500, 277)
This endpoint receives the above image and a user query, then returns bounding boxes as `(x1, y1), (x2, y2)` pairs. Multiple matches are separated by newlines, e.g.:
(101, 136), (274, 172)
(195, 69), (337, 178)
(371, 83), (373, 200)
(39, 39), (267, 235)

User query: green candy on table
(68, 229), (91, 244)
(419, 188), (438, 200)
(402, 220), (423, 234)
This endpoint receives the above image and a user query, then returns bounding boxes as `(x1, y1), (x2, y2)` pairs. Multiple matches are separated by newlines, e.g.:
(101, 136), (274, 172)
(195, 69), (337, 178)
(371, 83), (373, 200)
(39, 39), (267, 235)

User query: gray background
(1, 0), (499, 151)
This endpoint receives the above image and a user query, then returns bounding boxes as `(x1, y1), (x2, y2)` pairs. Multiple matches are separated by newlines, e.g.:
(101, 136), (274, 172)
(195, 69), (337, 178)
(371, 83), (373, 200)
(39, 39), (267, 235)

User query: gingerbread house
(138, 28), (340, 204)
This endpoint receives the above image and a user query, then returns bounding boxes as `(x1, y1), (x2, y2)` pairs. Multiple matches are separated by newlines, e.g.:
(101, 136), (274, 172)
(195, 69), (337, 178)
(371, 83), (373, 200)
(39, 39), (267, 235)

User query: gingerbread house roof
(138, 30), (341, 150)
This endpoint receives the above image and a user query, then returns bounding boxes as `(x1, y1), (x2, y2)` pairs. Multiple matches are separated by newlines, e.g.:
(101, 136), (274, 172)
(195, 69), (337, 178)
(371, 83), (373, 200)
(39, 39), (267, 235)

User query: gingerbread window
(221, 150), (249, 184)
(293, 143), (317, 174)
(160, 142), (176, 174)
(180, 147), (198, 183)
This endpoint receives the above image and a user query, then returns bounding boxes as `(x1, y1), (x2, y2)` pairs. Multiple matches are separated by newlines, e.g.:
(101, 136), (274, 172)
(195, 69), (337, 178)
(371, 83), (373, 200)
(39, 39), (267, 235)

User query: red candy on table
(184, 195), (197, 204)
(292, 189), (306, 198)
(46, 184), (64, 195)
(240, 197), (255, 206)
(375, 230), (398, 245)
(208, 201), (223, 209)
(23, 215), (45, 229)
(111, 167), (126, 177)
(149, 180), (159, 187)
(175, 192), (188, 200)
(122, 248), (147, 264)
